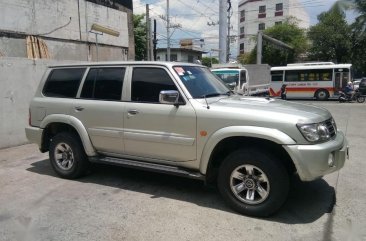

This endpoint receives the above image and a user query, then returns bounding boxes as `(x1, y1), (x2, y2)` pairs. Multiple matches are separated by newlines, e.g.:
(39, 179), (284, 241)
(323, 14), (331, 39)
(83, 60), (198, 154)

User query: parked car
(26, 62), (348, 217)
(358, 78), (366, 95)
(353, 79), (361, 90)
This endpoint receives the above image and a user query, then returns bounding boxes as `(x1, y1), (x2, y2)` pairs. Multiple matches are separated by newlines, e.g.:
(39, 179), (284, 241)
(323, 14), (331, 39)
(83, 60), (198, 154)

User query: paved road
(0, 101), (365, 241)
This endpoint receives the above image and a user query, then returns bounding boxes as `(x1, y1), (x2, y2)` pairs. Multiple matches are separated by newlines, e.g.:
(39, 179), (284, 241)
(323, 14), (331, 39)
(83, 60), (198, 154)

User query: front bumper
(283, 131), (348, 181)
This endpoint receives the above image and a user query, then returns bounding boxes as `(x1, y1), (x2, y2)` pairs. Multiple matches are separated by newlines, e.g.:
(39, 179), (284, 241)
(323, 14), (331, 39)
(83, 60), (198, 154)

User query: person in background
(280, 84), (287, 100)
(345, 81), (355, 99)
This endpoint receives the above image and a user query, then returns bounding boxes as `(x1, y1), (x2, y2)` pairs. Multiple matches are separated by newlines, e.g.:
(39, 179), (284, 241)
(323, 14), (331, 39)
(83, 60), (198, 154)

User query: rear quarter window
(43, 68), (86, 98)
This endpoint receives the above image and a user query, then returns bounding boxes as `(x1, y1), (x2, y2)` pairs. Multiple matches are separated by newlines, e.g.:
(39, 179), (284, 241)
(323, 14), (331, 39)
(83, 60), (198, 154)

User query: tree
(245, 17), (308, 66)
(133, 14), (147, 61)
(201, 57), (219, 67)
(308, 8), (352, 63)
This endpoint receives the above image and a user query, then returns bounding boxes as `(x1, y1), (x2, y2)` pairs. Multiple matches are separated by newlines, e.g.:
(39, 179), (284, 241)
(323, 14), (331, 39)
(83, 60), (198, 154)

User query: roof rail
(287, 62), (335, 66)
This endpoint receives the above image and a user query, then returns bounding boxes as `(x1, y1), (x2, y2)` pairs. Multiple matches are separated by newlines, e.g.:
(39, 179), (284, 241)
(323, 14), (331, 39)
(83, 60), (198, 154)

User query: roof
(271, 63), (352, 71)
(48, 61), (204, 68)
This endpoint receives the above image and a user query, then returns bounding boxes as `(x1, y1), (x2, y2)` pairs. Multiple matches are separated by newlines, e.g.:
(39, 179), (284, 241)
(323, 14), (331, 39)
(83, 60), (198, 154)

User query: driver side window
(131, 67), (179, 103)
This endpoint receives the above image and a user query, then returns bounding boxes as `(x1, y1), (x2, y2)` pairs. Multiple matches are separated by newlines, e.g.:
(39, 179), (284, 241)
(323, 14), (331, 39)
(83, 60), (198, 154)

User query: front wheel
(217, 149), (289, 217)
(315, 89), (329, 101)
(49, 132), (90, 179)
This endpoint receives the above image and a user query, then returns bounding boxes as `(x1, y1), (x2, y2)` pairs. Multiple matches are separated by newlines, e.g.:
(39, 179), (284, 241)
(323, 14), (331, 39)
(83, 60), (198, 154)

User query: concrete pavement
(0, 101), (365, 241)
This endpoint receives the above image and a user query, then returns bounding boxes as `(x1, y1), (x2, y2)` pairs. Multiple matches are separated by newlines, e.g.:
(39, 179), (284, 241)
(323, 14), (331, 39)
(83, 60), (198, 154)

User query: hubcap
(54, 143), (74, 171)
(230, 164), (270, 205)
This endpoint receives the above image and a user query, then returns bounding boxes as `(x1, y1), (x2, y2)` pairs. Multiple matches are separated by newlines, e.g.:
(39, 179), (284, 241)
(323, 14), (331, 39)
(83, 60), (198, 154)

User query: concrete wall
(0, 0), (134, 60)
(0, 57), (80, 149)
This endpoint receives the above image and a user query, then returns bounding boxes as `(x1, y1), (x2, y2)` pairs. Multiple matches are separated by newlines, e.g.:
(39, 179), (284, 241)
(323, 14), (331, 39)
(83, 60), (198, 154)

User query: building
(156, 48), (206, 63)
(0, 0), (134, 61)
(156, 39), (206, 63)
(238, 0), (310, 54)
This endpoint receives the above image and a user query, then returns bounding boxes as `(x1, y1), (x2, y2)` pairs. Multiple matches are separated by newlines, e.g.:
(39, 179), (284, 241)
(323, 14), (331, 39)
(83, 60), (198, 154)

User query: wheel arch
(200, 126), (297, 183)
(40, 114), (96, 156)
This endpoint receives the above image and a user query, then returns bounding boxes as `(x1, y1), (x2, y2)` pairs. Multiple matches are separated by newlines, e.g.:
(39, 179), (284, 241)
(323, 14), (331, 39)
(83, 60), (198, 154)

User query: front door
(334, 72), (348, 94)
(123, 66), (197, 162)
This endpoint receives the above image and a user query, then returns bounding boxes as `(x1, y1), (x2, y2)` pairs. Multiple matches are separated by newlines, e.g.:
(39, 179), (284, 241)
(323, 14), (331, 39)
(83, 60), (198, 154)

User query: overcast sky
(132, 0), (353, 57)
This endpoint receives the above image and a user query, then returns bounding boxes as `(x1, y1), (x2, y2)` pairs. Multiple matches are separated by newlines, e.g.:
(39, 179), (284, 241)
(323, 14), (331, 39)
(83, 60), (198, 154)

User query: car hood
(206, 96), (332, 123)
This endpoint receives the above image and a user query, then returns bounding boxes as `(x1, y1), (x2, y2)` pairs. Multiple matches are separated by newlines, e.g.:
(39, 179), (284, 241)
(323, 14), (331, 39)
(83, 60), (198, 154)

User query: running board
(89, 156), (205, 180)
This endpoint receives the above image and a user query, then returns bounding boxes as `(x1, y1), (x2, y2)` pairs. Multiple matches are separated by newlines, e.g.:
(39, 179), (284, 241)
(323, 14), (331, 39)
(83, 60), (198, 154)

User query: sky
(132, 0), (354, 57)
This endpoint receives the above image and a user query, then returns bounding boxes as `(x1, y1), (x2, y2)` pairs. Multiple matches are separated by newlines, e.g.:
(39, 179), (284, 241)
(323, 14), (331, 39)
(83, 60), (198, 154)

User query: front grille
(325, 118), (337, 138)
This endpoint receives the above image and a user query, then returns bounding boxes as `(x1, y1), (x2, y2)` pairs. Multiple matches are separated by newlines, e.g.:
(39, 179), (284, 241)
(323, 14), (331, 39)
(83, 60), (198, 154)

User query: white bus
(270, 62), (352, 100)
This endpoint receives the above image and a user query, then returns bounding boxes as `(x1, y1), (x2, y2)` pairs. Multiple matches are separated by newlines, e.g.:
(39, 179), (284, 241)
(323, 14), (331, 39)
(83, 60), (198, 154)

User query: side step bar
(89, 156), (205, 180)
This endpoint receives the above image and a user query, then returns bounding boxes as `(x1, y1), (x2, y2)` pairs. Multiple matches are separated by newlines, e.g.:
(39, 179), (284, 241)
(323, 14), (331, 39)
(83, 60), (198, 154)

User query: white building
(238, 0), (310, 54)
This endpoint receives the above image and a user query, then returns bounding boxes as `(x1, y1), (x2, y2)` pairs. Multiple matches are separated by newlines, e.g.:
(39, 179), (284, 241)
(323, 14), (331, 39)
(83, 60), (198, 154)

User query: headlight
(297, 122), (331, 143)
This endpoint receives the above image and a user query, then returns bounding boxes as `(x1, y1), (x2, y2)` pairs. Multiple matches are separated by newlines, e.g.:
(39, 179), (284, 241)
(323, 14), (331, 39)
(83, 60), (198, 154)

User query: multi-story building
(238, 0), (310, 55)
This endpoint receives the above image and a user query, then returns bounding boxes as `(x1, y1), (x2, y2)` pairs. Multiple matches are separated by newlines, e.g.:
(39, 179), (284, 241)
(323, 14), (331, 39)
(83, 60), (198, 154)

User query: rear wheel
(49, 132), (89, 179)
(357, 95), (365, 103)
(315, 89), (329, 101)
(217, 148), (289, 217)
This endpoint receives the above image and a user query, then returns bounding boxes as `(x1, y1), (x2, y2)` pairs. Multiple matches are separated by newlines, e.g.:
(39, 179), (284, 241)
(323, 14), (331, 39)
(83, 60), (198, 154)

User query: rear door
(123, 66), (197, 162)
(72, 67), (126, 154)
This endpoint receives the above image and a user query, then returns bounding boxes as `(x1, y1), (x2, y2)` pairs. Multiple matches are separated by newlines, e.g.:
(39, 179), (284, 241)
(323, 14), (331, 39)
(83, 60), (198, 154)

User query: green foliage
(237, 52), (256, 65)
(247, 17), (308, 66)
(133, 14), (147, 61)
(201, 57), (219, 67)
(308, 7), (352, 63)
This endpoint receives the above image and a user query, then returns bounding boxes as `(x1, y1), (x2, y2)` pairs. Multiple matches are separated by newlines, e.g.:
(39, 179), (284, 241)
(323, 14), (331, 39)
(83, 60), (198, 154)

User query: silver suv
(26, 62), (348, 217)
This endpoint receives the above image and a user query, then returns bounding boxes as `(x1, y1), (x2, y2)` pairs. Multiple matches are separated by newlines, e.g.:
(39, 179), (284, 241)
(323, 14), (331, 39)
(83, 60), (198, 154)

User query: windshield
(173, 66), (230, 98)
(212, 70), (239, 85)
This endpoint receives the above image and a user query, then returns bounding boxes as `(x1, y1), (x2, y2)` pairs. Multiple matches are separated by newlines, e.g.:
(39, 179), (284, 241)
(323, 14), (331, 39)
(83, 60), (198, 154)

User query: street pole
(153, 19), (157, 61)
(257, 31), (263, 64)
(219, 0), (227, 64)
(146, 4), (150, 61)
(167, 0), (170, 61)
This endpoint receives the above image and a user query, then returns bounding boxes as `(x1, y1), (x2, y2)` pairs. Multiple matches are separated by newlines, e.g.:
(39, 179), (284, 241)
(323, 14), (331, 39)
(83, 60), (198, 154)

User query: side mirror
(159, 90), (181, 105)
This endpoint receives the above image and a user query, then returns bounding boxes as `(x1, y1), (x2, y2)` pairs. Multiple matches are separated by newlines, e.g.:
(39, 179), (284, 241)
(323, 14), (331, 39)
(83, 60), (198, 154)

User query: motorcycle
(339, 89), (366, 103)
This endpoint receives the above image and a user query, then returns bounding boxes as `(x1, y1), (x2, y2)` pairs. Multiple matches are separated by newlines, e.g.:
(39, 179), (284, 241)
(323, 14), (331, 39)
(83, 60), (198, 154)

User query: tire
(315, 89), (329, 101)
(357, 96), (365, 103)
(217, 148), (289, 217)
(338, 96), (345, 103)
(49, 132), (89, 179)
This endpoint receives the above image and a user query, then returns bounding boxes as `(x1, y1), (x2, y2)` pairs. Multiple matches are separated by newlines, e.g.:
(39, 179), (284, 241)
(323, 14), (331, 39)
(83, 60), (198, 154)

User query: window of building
(165, 54), (177, 61)
(258, 5), (266, 18)
(239, 43), (245, 54)
(131, 67), (178, 103)
(259, 5), (266, 13)
(240, 10), (245, 22)
(80, 68), (125, 101)
(275, 21), (282, 25)
(240, 27), (245, 39)
(276, 3), (283, 11)
(258, 23), (265, 30)
(43, 68), (86, 98)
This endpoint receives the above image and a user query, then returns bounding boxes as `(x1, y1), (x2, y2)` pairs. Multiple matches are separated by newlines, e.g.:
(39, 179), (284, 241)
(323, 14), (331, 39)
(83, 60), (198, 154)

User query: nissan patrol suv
(26, 62), (348, 217)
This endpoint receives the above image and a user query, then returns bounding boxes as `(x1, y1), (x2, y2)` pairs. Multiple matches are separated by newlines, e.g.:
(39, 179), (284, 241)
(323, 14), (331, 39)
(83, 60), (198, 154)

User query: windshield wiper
(201, 92), (231, 98)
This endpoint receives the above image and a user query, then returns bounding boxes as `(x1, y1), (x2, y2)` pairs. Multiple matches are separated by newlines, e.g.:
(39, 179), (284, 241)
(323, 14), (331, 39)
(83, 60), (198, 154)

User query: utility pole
(257, 31), (263, 64)
(153, 19), (157, 61)
(226, 1), (232, 63)
(146, 4), (151, 61)
(167, 0), (170, 61)
(219, 0), (227, 63)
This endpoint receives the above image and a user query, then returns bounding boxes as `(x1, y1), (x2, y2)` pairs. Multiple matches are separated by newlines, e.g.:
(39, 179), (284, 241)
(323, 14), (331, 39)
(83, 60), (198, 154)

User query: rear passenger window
(81, 68), (125, 101)
(43, 68), (85, 98)
(131, 67), (178, 103)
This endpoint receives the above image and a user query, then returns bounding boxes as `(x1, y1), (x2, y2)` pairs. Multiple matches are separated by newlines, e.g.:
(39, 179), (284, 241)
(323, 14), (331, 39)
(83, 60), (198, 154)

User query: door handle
(74, 106), (84, 111)
(127, 109), (139, 115)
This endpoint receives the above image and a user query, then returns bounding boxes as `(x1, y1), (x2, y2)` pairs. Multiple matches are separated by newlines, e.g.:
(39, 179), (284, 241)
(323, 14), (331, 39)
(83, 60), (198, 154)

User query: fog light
(328, 153), (335, 167)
